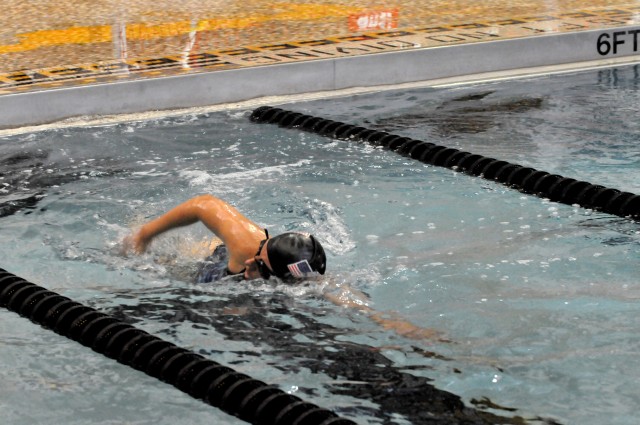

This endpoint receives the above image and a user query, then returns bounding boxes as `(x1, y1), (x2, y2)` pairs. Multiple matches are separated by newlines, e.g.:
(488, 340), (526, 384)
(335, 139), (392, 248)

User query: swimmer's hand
(120, 229), (151, 256)
(369, 312), (443, 341)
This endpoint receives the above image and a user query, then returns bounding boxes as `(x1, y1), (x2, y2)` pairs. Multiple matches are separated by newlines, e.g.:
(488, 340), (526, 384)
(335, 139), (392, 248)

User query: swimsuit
(194, 229), (268, 283)
(195, 244), (242, 283)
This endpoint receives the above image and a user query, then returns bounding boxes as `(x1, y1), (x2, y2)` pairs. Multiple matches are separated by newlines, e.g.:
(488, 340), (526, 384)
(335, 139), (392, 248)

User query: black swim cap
(266, 232), (326, 279)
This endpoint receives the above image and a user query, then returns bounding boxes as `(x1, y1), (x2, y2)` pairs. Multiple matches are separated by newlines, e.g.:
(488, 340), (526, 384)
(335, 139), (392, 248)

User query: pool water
(1, 64), (639, 425)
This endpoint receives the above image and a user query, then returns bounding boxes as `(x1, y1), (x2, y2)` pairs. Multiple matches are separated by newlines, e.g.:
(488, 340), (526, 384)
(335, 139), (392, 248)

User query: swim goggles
(254, 230), (273, 280)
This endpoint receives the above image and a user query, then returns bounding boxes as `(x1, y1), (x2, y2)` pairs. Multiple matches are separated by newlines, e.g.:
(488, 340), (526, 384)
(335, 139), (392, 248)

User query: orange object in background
(348, 9), (399, 32)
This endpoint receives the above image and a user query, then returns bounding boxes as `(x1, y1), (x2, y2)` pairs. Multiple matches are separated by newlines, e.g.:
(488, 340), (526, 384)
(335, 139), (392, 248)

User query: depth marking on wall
(0, 6), (639, 94)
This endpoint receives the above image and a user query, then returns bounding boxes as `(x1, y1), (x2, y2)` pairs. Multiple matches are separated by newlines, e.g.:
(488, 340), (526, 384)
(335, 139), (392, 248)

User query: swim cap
(266, 232), (326, 279)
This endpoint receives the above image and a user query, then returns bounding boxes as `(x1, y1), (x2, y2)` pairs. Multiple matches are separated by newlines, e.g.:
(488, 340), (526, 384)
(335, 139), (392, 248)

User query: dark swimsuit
(194, 229), (268, 283)
(195, 244), (242, 283)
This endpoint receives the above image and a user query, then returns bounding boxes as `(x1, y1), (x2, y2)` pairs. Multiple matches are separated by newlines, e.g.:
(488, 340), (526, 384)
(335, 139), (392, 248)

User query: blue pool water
(1, 64), (639, 425)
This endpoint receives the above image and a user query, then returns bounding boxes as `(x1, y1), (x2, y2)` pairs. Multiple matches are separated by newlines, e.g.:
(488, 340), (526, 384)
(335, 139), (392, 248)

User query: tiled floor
(2, 1), (639, 96)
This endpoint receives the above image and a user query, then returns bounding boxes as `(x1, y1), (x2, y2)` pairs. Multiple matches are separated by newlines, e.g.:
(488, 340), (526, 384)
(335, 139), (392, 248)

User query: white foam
(180, 159), (311, 189)
(131, 169), (170, 177)
(301, 198), (356, 256)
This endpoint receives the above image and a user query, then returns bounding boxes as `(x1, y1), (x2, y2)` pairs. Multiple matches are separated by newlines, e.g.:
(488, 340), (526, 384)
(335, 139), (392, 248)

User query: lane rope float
(0, 268), (356, 425)
(250, 106), (640, 221)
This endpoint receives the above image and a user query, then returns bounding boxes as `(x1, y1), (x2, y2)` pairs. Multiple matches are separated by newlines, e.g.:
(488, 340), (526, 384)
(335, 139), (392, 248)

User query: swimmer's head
(266, 232), (326, 280)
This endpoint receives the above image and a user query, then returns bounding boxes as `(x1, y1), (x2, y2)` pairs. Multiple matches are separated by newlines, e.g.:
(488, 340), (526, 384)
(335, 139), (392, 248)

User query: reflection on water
(102, 285), (533, 424)
(0, 146), (125, 217)
(368, 90), (545, 136)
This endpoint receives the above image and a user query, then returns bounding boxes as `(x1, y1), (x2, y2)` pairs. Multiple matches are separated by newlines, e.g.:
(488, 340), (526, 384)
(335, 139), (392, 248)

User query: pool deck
(1, 1), (640, 129)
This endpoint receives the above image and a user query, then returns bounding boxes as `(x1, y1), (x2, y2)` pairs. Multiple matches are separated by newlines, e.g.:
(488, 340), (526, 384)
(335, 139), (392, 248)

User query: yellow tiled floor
(1, 1), (639, 95)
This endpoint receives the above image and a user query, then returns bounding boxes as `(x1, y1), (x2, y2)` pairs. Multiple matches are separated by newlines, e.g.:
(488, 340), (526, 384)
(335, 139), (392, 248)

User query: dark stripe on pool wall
(0, 268), (357, 425)
(250, 106), (640, 221)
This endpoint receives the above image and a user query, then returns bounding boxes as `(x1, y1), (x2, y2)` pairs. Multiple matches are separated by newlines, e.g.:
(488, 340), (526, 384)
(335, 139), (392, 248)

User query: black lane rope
(250, 106), (640, 221)
(0, 268), (356, 425)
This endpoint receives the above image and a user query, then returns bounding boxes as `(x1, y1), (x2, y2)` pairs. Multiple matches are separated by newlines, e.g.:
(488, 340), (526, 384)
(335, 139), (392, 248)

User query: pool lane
(0, 1), (639, 128)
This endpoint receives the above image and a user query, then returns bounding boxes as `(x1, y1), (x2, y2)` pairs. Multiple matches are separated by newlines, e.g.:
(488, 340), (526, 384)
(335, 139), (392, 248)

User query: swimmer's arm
(324, 285), (443, 341)
(367, 311), (442, 340)
(123, 194), (261, 255)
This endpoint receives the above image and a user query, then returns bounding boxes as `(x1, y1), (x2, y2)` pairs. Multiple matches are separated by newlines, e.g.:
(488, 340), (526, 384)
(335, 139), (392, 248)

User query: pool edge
(1, 26), (639, 130)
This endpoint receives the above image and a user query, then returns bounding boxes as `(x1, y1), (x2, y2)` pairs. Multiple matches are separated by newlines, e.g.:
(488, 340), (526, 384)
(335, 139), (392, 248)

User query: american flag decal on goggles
(287, 259), (320, 278)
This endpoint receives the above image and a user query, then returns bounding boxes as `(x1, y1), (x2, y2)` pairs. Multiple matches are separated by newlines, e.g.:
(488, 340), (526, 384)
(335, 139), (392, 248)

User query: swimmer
(122, 194), (440, 341)
(122, 194), (326, 282)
